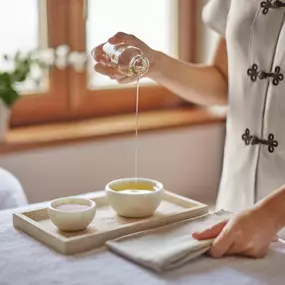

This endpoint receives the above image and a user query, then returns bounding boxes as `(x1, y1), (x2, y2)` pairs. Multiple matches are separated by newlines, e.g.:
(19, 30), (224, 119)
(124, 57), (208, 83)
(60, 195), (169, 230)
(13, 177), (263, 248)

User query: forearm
(256, 185), (285, 231)
(148, 51), (228, 106)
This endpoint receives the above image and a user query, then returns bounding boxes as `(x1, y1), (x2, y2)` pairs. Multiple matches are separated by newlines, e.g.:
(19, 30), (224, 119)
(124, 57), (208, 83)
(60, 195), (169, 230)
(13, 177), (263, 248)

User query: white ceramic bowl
(105, 178), (164, 218)
(47, 197), (96, 231)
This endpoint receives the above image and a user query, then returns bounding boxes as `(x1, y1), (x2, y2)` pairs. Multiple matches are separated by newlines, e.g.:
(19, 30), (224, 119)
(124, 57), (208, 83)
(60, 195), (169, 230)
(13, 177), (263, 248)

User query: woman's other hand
(192, 206), (280, 258)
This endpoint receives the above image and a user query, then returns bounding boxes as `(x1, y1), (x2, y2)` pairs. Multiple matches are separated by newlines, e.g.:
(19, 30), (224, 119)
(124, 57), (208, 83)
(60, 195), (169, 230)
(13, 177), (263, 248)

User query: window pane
(87, 0), (178, 90)
(0, 0), (48, 93)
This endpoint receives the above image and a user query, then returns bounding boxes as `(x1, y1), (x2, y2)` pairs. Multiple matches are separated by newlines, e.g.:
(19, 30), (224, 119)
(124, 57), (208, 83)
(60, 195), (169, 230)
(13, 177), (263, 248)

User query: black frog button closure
(247, 64), (284, 86)
(261, 0), (285, 15)
(242, 129), (279, 153)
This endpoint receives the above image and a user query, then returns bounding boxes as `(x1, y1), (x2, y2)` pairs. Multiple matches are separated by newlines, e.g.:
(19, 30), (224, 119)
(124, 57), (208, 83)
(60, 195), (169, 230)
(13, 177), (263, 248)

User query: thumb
(192, 220), (228, 240)
(209, 227), (234, 258)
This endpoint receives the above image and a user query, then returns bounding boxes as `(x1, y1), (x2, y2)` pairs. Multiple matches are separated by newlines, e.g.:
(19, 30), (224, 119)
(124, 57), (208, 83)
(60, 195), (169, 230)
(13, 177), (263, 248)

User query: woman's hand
(192, 206), (280, 258)
(91, 32), (157, 84)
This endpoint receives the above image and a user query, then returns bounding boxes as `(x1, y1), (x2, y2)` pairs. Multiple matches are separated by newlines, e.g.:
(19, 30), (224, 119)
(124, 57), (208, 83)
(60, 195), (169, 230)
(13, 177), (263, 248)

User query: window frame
(10, 0), (71, 127)
(10, 0), (197, 127)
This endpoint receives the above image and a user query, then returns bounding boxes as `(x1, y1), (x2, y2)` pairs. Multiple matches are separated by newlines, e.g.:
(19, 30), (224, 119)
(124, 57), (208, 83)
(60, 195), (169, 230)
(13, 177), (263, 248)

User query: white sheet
(1, 205), (285, 285)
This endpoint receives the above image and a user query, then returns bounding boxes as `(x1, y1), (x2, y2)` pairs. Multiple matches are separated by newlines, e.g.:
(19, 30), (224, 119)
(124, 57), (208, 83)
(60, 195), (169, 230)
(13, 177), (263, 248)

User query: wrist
(146, 50), (165, 80)
(255, 193), (285, 232)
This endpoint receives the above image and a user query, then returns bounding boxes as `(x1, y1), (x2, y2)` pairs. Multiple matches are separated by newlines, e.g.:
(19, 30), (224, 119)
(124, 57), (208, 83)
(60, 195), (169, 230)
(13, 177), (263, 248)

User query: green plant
(0, 46), (87, 109)
(0, 52), (47, 108)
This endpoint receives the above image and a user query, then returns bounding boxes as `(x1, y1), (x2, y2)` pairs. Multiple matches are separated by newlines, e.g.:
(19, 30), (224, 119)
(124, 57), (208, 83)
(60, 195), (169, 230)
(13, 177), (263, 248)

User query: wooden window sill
(0, 107), (226, 154)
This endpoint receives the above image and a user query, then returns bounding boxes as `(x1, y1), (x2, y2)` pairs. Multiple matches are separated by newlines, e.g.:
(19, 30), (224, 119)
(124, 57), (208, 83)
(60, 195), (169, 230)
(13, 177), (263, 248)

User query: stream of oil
(134, 77), (140, 182)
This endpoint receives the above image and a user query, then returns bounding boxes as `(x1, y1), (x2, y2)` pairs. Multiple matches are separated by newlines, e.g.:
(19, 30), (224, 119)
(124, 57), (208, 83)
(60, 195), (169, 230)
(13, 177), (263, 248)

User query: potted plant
(0, 46), (88, 141)
(0, 52), (48, 141)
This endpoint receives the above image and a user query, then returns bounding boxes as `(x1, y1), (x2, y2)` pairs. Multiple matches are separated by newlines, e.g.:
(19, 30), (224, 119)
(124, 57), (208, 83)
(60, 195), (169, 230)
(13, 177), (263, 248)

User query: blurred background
(0, 0), (225, 207)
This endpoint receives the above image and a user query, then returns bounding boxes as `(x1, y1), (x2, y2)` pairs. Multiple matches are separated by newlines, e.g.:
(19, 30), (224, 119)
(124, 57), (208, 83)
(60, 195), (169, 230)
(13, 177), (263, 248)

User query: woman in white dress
(93, 0), (285, 258)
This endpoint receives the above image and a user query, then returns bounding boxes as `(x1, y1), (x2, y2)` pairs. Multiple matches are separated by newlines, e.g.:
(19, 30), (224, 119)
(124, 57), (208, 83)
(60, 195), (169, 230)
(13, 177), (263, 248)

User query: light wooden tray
(13, 191), (208, 255)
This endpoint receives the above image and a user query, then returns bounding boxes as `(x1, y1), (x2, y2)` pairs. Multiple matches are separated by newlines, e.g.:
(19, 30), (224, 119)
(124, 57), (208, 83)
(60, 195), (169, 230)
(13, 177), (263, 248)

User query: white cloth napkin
(106, 210), (232, 272)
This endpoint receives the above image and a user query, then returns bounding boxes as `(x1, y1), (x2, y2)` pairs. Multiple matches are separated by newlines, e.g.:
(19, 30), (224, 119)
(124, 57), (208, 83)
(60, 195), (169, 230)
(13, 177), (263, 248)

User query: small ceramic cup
(105, 178), (164, 218)
(47, 197), (96, 231)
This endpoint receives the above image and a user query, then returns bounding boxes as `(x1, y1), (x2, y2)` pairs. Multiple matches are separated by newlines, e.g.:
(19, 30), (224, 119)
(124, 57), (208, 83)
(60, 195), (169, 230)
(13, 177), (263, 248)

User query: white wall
(0, 124), (225, 204)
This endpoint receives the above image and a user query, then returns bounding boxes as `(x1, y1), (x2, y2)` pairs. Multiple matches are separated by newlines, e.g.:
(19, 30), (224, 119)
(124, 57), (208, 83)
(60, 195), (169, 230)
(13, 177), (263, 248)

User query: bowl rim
(48, 197), (96, 213)
(105, 177), (164, 195)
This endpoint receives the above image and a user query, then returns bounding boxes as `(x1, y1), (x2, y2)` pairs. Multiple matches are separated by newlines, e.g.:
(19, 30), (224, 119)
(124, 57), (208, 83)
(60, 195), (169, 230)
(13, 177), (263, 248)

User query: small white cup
(105, 178), (164, 218)
(48, 197), (96, 231)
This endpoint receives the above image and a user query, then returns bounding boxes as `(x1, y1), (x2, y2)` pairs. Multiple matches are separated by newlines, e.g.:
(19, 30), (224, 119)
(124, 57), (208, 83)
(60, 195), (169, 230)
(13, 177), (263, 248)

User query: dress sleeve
(202, 0), (232, 37)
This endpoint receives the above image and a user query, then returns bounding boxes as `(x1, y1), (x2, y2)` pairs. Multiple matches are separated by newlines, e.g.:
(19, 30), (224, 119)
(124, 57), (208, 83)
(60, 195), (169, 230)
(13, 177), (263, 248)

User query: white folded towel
(106, 210), (232, 272)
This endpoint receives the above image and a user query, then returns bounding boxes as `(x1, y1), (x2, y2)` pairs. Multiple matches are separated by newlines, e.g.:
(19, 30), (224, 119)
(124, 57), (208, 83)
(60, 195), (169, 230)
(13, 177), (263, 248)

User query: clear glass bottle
(103, 43), (150, 77)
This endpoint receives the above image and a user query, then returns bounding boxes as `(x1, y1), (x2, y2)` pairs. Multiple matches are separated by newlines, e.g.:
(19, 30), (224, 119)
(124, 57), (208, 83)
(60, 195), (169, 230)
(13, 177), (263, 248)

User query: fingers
(117, 76), (136, 84)
(94, 64), (122, 79)
(91, 32), (143, 83)
(209, 226), (234, 258)
(108, 32), (137, 45)
(192, 220), (234, 259)
(192, 220), (228, 241)
(91, 43), (103, 61)
(91, 32), (139, 62)
(91, 43), (112, 66)
(94, 64), (135, 84)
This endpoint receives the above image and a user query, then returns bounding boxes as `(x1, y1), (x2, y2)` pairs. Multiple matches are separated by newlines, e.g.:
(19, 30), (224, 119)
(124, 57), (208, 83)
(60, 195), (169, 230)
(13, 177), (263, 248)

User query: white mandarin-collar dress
(203, 0), (285, 212)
